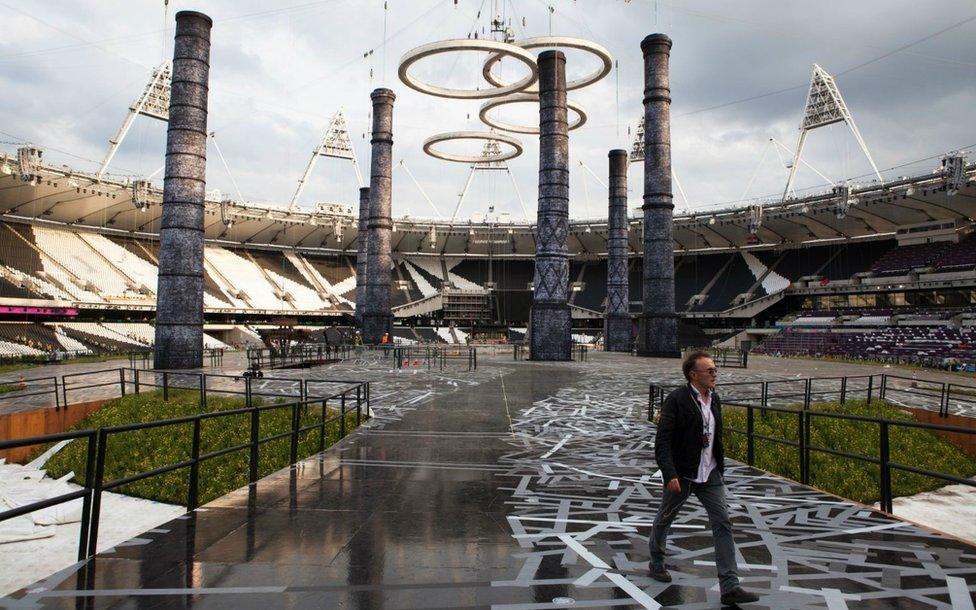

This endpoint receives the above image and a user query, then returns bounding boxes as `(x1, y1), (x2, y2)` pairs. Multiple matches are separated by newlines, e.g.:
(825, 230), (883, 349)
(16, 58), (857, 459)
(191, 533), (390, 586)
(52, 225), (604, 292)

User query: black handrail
(719, 400), (976, 514)
(392, 346), (477, 371)
(246, 344), (352, 370)
(648, 372), (974, 419)
(0, 369), (370, 563)
(682, 347), (748, 369)
(0, 375), (60, 409)
(0, 429), (98, 560)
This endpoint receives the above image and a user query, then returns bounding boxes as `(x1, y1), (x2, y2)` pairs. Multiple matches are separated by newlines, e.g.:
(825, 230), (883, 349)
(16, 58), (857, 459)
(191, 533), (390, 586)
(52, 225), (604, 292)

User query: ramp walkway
(3, 355), (975, 609)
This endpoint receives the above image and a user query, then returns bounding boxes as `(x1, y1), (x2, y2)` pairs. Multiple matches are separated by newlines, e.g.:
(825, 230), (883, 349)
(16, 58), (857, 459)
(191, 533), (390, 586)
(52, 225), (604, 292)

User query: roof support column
(605, 149), (631, 352)
(154, 11), (212, 369)
(638, 34), (679, 358)
(355, 186), (370, 326)
(530, 51), (572, 361)
(361, 89), (395, 345)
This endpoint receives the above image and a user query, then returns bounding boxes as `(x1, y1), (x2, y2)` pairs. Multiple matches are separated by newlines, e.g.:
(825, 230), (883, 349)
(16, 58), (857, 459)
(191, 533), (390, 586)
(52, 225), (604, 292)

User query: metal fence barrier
(246, 344), (352, 370)
(647, 373), (975, 420)
(0, 369), (369, 563)
(246, 344), (345, 369)
(646, 372), (976, 515)
(0, 348), (224, 370)
(511, 343), (587, 362)
(392, 346), (477, 371)
(720, 401), (976, 514)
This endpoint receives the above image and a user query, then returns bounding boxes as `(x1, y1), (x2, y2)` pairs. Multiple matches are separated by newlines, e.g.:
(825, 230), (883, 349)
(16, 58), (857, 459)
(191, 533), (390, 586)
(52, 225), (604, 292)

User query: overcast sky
(1, 0), (974, 222)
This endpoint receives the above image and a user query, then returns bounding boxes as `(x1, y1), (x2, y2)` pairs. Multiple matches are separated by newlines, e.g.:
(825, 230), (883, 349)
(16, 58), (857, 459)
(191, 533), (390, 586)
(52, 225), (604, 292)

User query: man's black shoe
(720, 587), (759, 605)
(647, 565), (672, 583)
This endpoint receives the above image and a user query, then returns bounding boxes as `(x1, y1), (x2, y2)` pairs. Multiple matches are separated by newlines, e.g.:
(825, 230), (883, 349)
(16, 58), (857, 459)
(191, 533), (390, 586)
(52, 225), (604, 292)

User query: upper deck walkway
(3, 353), (975, 609)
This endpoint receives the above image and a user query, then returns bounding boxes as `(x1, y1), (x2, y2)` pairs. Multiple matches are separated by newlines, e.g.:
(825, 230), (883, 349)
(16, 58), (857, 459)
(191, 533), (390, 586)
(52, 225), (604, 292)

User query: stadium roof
(0, 152), (971, 257)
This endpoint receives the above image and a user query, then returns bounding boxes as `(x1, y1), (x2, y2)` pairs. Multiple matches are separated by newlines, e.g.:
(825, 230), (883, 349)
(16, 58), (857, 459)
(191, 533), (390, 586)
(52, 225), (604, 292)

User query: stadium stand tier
(0, 215), (972, 366)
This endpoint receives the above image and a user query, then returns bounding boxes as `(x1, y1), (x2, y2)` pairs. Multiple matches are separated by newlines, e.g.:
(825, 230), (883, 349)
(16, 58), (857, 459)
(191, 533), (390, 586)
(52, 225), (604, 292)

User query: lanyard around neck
(690, 386), (712, 428)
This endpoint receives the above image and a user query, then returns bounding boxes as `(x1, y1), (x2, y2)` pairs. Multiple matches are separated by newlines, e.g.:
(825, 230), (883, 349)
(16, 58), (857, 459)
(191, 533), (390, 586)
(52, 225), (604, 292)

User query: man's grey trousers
(649, 467), (741, 594)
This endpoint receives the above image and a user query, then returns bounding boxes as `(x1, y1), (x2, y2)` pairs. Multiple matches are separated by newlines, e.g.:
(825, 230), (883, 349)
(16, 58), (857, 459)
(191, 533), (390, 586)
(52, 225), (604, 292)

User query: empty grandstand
(0, 145), (973, 367)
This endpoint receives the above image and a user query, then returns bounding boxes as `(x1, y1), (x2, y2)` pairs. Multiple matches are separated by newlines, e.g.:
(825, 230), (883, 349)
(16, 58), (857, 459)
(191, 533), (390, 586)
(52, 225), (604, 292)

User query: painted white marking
(603, 572), (662, 609)
(947, 576), (976, 610)
(695, 560), (777, 572)
(541, 435), (572, 459)
(781, 585), (860, 609)
(556, 534), (610, 569)
(574, 567), (606, 587)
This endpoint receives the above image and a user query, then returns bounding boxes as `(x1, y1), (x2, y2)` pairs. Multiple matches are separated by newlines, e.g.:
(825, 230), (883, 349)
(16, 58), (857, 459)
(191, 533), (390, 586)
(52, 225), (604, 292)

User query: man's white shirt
(690, 385), (716, 483)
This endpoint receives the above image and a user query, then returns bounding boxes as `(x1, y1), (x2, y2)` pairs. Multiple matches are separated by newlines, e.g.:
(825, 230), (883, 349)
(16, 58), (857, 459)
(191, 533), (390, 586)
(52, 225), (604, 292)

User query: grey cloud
(1, 0), (973, 218)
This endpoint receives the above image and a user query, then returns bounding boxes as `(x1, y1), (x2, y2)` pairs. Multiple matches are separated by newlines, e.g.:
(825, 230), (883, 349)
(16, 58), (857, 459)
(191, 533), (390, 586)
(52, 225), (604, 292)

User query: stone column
(604, 149), (631, 352)
(638, 34), (679, 357)
(530, 50), (571, 361)
(361, 89), (395, 344)
(154, 11), (212, 369)
(354, 186), (370, 326)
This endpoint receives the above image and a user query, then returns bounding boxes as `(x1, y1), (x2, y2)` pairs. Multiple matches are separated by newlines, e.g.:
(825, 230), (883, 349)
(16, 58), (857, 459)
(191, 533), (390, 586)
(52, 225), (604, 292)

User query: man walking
(649, 351), (759, 606)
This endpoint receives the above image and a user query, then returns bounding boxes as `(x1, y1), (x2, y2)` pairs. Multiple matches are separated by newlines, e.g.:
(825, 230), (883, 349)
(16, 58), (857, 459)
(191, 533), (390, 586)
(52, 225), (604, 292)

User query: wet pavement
(2, 353), (976, 608)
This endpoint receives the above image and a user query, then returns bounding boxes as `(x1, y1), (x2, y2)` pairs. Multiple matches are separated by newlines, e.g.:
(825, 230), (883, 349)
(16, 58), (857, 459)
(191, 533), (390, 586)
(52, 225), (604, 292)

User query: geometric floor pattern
(2, 353), (974, 608)
(496, 363), (976, 608)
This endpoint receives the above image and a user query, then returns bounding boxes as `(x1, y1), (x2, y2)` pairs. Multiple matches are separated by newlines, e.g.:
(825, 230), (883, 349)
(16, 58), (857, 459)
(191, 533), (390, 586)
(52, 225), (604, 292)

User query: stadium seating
(570, 261), (607, 311)
(0, 338), (46, 357)
(675, 254), (729, 310)
(32, 227), (134, 298)
(402, 261), (439, 298)
(0, 219), (970, 332)
(936, 234), (976, 271)
(755, 326), (976, 365)
(414, 327), (446, 343)
(871, 241), (952, 274)
(694, 254), (756, 312)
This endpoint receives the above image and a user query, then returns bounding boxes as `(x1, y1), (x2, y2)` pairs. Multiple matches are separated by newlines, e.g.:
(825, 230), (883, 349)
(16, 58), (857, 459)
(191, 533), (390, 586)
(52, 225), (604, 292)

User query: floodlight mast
(96, 61), (172, 179)
(289, 109), (364, 210)
(782, 64), (882, 201)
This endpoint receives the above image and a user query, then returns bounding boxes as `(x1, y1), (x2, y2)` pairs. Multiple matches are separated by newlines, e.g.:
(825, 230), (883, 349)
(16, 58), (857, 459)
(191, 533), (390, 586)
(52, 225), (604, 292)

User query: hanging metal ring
(482, 36), (612, 94)
(398, 39), (538, 100)
(422, 131), (523, 163)
(479, 93), (588, 135)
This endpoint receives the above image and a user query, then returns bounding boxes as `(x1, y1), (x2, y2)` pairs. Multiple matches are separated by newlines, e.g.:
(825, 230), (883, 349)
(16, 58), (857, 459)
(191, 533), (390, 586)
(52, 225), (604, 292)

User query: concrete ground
(1, 351), (974, 608)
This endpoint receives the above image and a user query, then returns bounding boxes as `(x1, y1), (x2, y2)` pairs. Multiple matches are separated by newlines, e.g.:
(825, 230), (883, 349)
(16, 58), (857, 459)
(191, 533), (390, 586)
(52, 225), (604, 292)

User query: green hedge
(41, 389), (361, 506)
(722, 400), (976, 504)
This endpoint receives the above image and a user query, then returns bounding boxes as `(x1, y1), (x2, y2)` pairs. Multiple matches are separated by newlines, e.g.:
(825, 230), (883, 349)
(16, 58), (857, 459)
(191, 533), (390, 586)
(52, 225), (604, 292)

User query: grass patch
(722, 399), (976, 504)
(0, 383), (24, 394)
(41, 389), (361, 506)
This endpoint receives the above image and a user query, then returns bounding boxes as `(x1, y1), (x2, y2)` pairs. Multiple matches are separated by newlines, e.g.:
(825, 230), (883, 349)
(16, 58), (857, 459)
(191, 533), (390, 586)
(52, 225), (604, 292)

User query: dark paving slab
(3, 353), (975, 609)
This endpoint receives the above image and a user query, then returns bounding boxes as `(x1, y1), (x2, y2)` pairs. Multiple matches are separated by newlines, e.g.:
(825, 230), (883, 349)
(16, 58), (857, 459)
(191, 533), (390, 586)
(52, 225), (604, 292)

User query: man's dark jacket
(654, 385), (725, 482)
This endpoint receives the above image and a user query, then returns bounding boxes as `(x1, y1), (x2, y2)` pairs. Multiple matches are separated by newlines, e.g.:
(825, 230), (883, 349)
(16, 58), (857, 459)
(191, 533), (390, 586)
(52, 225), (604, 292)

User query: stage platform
(3, 353), (975, 609)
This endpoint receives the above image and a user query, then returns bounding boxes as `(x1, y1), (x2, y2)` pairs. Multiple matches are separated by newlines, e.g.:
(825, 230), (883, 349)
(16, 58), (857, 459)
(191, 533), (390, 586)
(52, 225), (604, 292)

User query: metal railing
(0, 369), (369, 563)
(720, 401), (976, 514)
(647, 373), (974, 420)
(0, 348), (224, 369)
(684, 348), (747, 369)
(0, 429), (97, 560)
(511, 343), (587, 362)
(246, 344), (352, 370)
(392, 346), (477, 371)
(645, 372), (976, 514)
